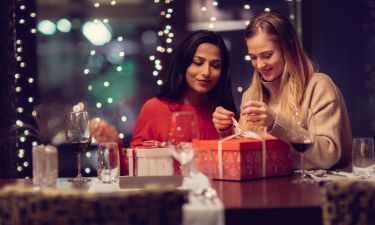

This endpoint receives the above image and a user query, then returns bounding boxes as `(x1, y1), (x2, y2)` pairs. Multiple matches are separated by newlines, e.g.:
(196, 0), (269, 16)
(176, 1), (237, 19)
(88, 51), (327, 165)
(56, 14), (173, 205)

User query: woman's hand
(241, 101), (276, 130)
(89, 118), (119, 143)
(212, 106), (234, 131)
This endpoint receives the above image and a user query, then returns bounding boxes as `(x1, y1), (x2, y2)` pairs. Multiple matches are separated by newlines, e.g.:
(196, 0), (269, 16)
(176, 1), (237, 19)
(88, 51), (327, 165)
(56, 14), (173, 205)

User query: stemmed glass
(168, 111), (200, 177)
(290, 108), (315, 183)
(66, 111), (92, 183)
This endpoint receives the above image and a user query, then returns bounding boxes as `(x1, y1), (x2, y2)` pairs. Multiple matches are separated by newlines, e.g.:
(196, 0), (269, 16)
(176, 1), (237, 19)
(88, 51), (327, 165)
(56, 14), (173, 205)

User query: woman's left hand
(241, 101), (276, 130)
(89, 118), (119, 143)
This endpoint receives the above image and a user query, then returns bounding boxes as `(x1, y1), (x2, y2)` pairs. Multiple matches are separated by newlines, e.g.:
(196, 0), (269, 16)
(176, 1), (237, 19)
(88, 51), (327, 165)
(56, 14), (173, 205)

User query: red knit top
(130, 97), (220, 148)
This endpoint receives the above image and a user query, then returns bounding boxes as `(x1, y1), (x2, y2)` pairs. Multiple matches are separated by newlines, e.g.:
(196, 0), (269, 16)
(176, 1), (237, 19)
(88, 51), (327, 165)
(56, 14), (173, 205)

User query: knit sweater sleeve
(268, 73), (352, 169)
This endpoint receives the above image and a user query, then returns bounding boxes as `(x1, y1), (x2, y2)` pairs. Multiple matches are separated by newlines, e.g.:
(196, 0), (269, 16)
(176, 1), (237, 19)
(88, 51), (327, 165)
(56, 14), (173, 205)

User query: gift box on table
(127, 148), (180, 176)
(195, 137), (292, 181)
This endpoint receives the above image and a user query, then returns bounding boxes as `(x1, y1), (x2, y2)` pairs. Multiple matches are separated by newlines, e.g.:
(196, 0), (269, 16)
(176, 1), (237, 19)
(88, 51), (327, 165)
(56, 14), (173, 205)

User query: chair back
(321, 180), (375, 225)
(0, 185), (187, 225)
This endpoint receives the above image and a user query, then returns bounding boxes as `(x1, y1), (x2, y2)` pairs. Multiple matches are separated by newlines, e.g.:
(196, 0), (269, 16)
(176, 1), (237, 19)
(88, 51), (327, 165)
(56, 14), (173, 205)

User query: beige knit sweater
(239, 73), (352, 170)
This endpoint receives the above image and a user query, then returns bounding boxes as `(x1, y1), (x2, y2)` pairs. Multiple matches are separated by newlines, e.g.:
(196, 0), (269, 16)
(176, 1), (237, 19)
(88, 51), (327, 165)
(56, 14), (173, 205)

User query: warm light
(237, 87), (243, 92)
(157, 80), (163, 85)
(107, 98), (113, 103)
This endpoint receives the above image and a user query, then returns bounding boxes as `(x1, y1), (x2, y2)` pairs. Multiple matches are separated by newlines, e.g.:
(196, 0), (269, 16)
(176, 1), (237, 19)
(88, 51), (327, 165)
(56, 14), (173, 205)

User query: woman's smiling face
(185, 43), (222, 99)
(246, 31), (285, 81)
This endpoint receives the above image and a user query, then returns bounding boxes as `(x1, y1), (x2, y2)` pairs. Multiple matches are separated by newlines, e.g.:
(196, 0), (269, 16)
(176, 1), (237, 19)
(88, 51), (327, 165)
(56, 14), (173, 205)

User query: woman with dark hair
(130, 30), (237, 147)
(213, 11), (352, 170)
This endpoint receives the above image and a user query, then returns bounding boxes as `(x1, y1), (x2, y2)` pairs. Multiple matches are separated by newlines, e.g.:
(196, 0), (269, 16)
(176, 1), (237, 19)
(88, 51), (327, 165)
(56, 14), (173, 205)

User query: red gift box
(195, 137), (292, 181)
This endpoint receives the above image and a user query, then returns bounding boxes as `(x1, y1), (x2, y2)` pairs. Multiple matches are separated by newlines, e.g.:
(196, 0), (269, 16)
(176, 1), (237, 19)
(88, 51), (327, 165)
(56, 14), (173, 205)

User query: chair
(321, 180), (375, 225)
(0, 185), (187, 225)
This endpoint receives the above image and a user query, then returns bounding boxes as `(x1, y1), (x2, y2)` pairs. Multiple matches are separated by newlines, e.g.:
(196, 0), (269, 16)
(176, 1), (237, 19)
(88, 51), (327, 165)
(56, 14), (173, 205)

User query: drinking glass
(290, 108), (315, 183)
(168, 111), (200, 177)
(66, 111), (92, 183)
(97, 142), (120, 183)
(352, 137), (375, 179)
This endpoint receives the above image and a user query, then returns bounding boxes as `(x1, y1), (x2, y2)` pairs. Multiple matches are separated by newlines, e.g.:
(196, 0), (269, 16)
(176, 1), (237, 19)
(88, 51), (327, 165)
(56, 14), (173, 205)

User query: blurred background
(5, 0), (375, 178)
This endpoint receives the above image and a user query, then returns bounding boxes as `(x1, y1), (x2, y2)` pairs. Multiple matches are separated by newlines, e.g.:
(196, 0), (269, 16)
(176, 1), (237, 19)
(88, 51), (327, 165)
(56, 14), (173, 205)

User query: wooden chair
(0, 185), (187, 225)
(321, 180), (375, 225)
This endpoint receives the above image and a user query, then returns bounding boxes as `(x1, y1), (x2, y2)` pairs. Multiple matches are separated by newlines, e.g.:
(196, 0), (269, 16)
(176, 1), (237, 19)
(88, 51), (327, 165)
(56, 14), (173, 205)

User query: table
(0, 175), (323, 225)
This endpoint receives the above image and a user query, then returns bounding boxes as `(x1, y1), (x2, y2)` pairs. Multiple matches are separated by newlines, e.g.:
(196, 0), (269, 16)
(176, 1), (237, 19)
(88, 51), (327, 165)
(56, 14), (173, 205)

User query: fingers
(89, 118), (119, 143)
(240, 101), (276, 129)
(212, 106), (234, 130)
(241, 101), (266, 115)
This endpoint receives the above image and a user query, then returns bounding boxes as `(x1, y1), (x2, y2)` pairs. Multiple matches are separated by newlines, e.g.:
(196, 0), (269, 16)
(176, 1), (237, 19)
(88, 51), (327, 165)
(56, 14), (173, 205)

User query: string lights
(150, 0), (176, 87)
(14, 0), (38, 177)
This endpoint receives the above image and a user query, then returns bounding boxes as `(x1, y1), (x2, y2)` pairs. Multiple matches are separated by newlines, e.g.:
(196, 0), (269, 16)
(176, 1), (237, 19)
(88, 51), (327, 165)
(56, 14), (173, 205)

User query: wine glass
(290, 108), (315, 183)
(66, 111), (92, 183)
(168, 111), (200, 177)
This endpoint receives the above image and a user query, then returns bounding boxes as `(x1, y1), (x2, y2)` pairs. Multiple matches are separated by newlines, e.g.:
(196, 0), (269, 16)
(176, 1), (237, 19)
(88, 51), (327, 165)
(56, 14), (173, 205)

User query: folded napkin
(302, 170), (375, 183)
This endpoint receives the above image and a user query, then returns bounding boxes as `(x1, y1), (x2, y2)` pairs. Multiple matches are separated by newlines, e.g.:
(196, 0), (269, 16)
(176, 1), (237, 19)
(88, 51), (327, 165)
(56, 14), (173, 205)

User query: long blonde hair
(244, 11), (315, 117)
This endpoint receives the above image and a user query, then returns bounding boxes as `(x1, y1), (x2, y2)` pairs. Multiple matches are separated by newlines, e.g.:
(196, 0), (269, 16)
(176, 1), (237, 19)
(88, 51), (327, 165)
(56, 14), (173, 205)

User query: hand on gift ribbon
(241, 101), (276, 130)
(212, 106), (235, 131)
(89, 118), (119, 143)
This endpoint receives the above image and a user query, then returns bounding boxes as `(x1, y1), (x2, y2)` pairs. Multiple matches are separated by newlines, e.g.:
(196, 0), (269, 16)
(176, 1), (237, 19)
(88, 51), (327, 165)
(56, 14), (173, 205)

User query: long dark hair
(158, 30), (237, 114)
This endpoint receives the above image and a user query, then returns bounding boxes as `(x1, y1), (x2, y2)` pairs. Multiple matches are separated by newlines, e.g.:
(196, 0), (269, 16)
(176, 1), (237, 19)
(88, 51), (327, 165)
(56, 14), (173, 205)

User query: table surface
(0, 175), (323, 225)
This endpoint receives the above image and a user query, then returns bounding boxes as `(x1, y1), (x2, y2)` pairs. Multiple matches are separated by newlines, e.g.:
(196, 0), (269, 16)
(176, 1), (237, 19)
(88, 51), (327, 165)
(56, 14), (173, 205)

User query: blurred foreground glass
(66, 111), (92, 183)
(32, 145), (58, 188)
(168, 111), (200, 177)
(97, 142), (120, 183)
(352, 137), (375, 179)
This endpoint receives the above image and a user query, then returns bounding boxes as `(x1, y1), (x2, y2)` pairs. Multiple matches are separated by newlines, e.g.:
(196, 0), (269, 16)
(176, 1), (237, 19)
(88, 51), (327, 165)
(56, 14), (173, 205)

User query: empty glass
(352, 137), (375, 179)
(97, 142), (120, 183)
(32, 145), (58, 188)
(167, 111), (200, 177)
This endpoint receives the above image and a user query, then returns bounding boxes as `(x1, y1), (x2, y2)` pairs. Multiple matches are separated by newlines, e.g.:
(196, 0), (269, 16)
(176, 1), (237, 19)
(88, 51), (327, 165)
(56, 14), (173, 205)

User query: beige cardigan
(239, 73), (352, 170)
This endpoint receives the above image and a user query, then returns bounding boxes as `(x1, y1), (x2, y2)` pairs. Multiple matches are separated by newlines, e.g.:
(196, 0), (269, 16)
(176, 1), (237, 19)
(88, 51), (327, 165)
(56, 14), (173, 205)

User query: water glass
(97, 142), (120, 183)
(352, 137), (375, 179)
(32, 145), (58, 188)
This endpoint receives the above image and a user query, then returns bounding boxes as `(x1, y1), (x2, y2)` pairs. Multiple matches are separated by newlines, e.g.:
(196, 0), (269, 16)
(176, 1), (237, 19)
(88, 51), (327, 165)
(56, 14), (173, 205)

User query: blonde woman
(212, 11), (352, 170)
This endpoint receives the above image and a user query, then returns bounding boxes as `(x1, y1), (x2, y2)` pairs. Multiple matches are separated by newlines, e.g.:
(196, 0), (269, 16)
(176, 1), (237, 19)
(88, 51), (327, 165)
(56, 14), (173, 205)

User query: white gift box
(127, 148), (174, 176)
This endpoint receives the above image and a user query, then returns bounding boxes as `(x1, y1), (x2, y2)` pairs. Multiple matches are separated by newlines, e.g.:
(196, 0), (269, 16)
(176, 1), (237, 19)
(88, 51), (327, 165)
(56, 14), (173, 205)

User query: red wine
(291, 143), (312, 153)
(70, 138), (91, 153)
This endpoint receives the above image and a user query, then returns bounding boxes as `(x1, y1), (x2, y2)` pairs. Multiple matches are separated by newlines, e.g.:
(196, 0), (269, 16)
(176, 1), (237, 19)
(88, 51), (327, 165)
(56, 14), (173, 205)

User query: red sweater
(130, 97), (220, 147)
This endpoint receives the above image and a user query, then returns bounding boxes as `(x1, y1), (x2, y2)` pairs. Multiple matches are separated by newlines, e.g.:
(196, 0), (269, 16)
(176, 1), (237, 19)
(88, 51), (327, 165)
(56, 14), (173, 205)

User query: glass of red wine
(290, 108), (315, 183)
(66, 111), (92, 183)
